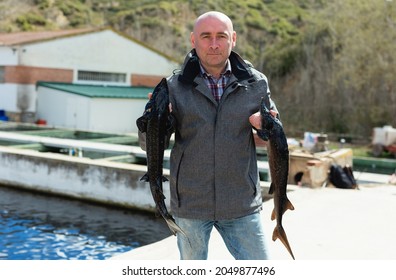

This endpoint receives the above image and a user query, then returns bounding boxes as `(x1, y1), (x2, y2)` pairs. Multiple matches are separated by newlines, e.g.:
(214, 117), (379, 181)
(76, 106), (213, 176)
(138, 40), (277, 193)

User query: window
(77, 70), (127, 84)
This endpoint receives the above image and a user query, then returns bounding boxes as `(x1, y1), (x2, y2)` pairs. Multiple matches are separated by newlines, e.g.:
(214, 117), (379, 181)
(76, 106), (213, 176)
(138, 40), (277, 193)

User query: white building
(0, 28), (179, 131)
(36, 81), (150, 133)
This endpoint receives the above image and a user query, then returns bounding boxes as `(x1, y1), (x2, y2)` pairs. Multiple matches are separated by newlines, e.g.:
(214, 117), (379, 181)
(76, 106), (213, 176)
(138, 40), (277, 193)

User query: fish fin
(281, 198), (295, 216)
(162, 176), (168, 182)
(268, 182), (275, 194)
(272, 198), (295, 220)
(140, 173), (149, 182)
(273, 225), (295, 260)
(136, 115), (149, 133)
(285, 198), (295, 212)
(271, 208), (276, 221)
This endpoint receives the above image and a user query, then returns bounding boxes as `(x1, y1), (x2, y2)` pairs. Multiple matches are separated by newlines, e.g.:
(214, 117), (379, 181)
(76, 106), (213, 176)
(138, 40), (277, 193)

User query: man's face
(191, 15), (236, 74)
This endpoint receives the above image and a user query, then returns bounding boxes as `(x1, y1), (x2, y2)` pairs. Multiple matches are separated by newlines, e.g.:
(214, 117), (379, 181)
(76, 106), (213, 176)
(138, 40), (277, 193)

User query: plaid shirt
(200, 61), (232, 102)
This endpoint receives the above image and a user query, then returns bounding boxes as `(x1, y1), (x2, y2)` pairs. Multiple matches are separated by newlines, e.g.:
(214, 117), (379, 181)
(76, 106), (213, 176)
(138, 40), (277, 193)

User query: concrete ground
(112, 172), (396, 260)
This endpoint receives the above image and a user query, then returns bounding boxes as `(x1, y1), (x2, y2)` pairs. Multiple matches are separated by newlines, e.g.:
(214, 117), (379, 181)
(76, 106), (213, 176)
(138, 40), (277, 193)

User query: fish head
(148, 78), (170, 117)
(136, 115), (148, 133)
(260, 100), (275, 131)
(260, 97), (283, 131)
(136, 78), (170, 132)
(139, 78), (169, 119)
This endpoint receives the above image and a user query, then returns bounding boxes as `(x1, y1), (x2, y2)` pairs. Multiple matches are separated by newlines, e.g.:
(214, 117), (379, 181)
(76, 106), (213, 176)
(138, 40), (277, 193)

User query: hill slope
(1, 0), (395, 138)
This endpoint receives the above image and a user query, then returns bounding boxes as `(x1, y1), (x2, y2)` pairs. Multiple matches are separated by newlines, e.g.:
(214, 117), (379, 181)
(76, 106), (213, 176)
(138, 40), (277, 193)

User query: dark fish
(259, 98), (295, 260)
(136, 78), (186, 237)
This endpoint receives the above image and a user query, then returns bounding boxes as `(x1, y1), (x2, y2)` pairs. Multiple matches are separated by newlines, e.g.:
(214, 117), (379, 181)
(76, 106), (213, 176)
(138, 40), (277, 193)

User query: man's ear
(232, 31), (237, 48)
(190, 32), (195, 48)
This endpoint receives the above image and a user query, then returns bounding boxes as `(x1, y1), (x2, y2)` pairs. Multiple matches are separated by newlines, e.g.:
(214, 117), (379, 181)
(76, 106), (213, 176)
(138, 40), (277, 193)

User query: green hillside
(1, 0), (395, 139)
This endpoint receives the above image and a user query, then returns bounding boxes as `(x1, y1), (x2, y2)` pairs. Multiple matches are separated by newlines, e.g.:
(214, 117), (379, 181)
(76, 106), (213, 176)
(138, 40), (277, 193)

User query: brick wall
(4, 65), (73, 84)
(130, 74), (164, 87)
(2, 67), (166, 87)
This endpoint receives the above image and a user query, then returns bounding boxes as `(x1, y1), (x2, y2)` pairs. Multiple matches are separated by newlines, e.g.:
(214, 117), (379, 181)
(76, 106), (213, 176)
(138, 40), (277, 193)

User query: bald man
(139, 11), (279, 259)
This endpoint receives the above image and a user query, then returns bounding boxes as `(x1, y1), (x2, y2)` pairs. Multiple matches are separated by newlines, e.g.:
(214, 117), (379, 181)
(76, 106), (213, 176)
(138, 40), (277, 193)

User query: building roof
(0, 27), (179, 63)
(0, 28), (95, 46)
(37, 82), (152, 99)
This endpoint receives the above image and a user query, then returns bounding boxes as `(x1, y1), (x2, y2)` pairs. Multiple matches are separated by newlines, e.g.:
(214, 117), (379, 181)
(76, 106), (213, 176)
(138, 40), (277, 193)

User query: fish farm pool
(0, 185), (171, 260)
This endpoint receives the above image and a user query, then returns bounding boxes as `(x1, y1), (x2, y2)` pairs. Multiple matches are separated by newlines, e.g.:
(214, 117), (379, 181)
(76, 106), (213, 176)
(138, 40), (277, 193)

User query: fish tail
(165, 218), (185, 236)
(273, 225), (295, 260)
(164, 218), (192, 248)
(155, 200), (191, 245)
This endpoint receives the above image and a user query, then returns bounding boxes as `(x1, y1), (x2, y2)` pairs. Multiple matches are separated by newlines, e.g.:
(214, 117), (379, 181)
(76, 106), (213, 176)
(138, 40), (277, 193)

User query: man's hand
(249, 110), (277, 130)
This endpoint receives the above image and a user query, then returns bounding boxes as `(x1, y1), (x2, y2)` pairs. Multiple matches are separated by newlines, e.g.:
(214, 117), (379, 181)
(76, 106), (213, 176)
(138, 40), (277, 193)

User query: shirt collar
(199, 59), (232, 78)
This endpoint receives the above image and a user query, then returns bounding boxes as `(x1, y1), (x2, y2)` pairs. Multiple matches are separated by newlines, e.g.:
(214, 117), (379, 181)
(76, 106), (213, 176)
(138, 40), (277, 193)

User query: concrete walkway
(112, 173), (396, 260)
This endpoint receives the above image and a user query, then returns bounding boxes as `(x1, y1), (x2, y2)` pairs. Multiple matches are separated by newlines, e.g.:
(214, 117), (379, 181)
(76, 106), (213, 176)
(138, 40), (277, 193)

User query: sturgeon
(136, 78), (186, 237)
(259, 98), (295, 260)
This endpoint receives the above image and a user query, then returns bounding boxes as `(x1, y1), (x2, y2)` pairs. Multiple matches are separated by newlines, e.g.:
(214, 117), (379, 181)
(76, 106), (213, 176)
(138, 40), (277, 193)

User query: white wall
(89, 98), (147, 133)
(0, 47), (18, 111)
(37, 87), (90, 129)
(0, 46), (18, 65)
(19, 30), (179, 78)
(0, 84), (18, 111)
(37, 85), (148, 133)
(0, 146), (163, 212)
(0, 84), (36, 112)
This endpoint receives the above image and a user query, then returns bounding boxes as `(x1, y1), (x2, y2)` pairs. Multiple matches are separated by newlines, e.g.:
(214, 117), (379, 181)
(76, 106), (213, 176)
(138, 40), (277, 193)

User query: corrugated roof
(37, 82), (152, 99)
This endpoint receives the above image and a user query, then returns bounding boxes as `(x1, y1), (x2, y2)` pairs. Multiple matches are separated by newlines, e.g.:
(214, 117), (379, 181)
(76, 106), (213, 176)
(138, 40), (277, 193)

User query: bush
(15, 13), (47, 31)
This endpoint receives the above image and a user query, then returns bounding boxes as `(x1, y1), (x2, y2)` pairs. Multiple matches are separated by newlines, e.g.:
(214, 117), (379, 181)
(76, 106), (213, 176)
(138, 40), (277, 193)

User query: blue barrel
(0, 109), (9, 121)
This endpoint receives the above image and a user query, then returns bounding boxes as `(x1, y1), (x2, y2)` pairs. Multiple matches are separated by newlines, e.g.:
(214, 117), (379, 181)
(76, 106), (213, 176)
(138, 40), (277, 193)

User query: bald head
(193, 11), (234, 33)
(191, 11), (236, 78)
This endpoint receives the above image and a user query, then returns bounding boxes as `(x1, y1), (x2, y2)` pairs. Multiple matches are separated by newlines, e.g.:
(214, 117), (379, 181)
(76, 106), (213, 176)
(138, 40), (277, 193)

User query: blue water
(0, 186), (171, 260)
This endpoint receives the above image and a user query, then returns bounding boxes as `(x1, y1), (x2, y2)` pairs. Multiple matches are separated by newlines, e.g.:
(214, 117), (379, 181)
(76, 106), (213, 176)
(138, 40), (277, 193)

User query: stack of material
(288, 148), (353, 188)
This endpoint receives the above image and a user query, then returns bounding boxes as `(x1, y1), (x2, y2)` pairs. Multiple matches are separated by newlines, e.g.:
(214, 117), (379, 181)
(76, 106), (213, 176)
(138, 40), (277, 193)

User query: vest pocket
(248, 171), (259, 196)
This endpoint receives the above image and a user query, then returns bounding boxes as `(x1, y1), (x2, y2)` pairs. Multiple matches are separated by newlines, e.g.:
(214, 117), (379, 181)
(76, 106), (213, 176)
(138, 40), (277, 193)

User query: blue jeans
(174, 212), (270, 260)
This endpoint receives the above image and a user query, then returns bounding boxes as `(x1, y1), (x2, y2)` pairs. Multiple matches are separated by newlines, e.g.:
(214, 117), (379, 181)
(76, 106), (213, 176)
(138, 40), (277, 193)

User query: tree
(272, 0), (396, 139)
